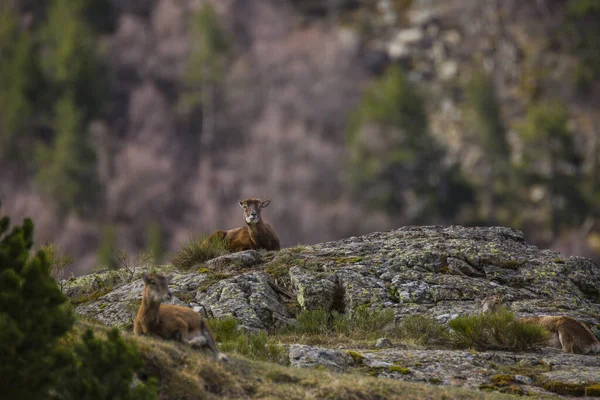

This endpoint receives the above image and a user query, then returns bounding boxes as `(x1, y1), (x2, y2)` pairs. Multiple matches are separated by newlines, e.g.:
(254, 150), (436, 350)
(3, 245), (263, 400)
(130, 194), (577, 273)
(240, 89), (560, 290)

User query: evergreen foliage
(517, 100), (586, 237)
(566, 0), (600, 94)
(464, 70), (509, 222)
(348, 65), (472, 221)
(97, 224), (118, 270)
(186, 3), (230, 87)
(56, 328), (157, 400)
(180, 2), (230, 114)
(0, 3), (34, 157)
(449, 308), (551, 351)
(146, 222), (164, 264)
(0, 207), (157, 398)
(39, 0), (105, 118)
(0, 212), (74, 398)
(35, 94), (100, 214)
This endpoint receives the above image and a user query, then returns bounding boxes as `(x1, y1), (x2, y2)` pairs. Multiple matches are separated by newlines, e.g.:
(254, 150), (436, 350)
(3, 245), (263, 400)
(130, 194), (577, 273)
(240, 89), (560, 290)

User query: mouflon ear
(143, 273), (150, 284)
(238, 200), (245, 208)
(260, 199), (271, 208)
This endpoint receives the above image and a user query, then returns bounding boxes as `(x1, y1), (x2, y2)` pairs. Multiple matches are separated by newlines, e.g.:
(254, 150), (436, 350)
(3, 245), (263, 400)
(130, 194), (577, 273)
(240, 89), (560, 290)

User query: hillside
(2, 0), (600, 275)
(71, 226), (600, 398)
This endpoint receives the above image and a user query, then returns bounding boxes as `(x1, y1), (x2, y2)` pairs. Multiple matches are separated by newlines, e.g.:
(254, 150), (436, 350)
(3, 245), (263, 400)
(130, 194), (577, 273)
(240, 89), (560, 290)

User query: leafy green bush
(207, 317), (285, 363)
(448, 308), (551, 351)
(395, 315), (449, 346)
(170, 234), (229, 270)
(0, 208), (157, 398)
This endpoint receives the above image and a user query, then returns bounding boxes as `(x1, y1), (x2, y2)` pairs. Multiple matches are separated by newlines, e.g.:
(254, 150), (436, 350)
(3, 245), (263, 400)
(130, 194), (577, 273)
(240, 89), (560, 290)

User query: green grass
(126, 324), (520, 400)
(207, 317), (286, 364)
(169, 235), (229, 270)
(394, 314), (450, 346)
(281, 306), (395, 340)
(448, 308), (551, 351)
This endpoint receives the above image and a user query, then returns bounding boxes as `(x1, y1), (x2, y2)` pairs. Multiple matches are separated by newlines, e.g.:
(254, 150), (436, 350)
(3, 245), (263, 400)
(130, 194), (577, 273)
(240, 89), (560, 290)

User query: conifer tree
(0, 205), (157, 398)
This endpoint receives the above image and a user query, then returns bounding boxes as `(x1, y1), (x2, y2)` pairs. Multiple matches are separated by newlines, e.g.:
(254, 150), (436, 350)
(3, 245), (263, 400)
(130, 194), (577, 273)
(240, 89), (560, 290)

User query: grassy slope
(75, 321), (528, 400)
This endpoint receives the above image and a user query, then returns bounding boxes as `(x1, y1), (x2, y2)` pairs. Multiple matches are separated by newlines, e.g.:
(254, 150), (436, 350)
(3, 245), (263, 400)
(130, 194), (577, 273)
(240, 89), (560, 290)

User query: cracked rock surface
(69, 226), (600, 397)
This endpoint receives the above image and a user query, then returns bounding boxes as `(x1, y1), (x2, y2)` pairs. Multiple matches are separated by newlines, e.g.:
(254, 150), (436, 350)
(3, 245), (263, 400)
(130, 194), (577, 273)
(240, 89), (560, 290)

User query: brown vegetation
(134, 273), (227, 361)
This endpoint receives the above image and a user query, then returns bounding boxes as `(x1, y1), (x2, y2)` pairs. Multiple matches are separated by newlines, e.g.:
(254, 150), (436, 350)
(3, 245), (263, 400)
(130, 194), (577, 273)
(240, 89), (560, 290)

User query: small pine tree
(0, 3), (34, 158)
(40, 0), (105, 118)
(348, 65), (472, 221)
(56, 329), (157, 400)
(0, 212), (74, 398)
(566, 0), (600, 94)
(180, 3), (230, 144)
(0, 205), (157, 398)
(97, 224), (118, 270)
(517, 100), (587, 238)
(146, 222), (164, 264)
(464, 70), (509, 223)
(35, 93), (100, 215)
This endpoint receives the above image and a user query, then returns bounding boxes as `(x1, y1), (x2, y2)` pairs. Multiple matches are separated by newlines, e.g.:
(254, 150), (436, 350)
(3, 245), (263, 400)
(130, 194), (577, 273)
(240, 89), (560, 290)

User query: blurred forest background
(2, 0), (600, 275)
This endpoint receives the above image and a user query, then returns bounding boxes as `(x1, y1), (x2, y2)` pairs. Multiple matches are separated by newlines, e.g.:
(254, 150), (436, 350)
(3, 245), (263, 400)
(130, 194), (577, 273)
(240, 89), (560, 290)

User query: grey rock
(376, 338), (394, 349)
(197, 272), (292, 331)
(205, 250), (263, 270)
(288, 344), (354, 373)
(514, 375), (534, 385)
(75, 275), (189, 328)
(290, 267), (340, 311)
(72, 225), (600, 338)
(393, 28), (425, 46)
(439, 61), (458, 81)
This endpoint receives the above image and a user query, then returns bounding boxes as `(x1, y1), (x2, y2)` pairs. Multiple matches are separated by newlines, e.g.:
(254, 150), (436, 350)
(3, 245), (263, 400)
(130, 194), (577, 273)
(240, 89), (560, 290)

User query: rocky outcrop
(73, 226), (600, 333)
(288, 344), (600, 396)
(288, 345), (355, 373)
(70, 226), (600, 397)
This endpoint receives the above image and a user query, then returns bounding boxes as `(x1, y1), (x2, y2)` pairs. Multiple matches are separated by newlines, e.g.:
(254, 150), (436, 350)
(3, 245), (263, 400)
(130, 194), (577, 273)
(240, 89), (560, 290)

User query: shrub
(170, 235), (229, 270)
(0, 215), (74, 398)
(395, 315), (449, 346)
(332, 305), (395, 336)
(57, 328), (157, 399)
(284, 306), (395, 339)
(41, 242), (74, 282)
(295, 308), (330, 335)
(207, 317), (285, 363)
(448, 308), (551, 351)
